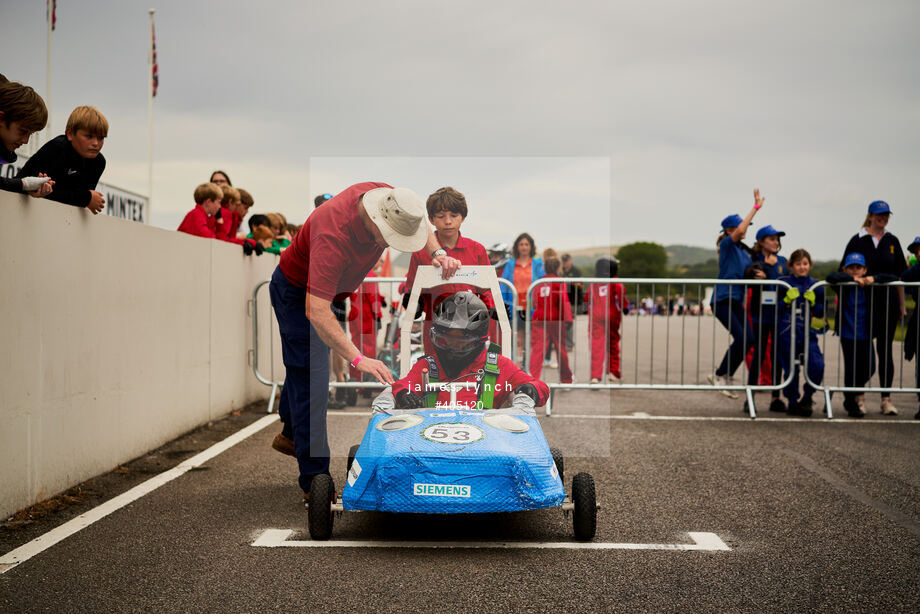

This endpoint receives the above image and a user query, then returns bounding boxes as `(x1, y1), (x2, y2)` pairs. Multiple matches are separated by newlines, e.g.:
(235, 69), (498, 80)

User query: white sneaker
(880, 398), (899, 415)
(707, 374), (738, 399)
(590, 378), (600, 385)
(543, 359), (552, 367)
(549, 359), (559, 369)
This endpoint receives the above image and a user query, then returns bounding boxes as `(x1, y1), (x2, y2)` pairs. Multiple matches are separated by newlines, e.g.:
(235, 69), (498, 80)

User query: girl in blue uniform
(708, 189), (765, 398)
(777, 249), (825, 416)
(746, 225), (789, 412)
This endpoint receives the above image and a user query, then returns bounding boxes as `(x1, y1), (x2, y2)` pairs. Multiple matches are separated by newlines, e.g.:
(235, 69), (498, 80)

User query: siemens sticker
(413, 483), (471, 498)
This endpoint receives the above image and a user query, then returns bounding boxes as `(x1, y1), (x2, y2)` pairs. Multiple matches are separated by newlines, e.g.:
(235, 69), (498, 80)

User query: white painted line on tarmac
(252, 529), (731, 551)
(0, 414), (280, 575)
(548, 414), (920, 424)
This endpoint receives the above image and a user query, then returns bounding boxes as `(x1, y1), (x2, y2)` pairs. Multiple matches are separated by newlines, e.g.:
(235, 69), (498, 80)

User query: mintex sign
(2, 153), (149, 224)
(413, 483), (471, 498)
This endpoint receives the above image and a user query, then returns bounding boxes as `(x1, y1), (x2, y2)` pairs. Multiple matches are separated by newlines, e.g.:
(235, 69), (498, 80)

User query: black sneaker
(843, 398), (864, 418)
(327, 397), (347, 410)
(788, 399), (813, 417)
(768, 398), (787, 413)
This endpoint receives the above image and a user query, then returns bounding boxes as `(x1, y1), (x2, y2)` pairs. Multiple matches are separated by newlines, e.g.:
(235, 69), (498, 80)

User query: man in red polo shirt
(269, 182), (460, 500)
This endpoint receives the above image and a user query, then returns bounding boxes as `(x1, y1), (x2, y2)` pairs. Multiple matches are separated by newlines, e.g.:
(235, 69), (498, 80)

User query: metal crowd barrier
(249, 279), (283, 413)
(529, 278), (798, 417)
(251, 274), (919, 419)
(803, 280), (920, 417)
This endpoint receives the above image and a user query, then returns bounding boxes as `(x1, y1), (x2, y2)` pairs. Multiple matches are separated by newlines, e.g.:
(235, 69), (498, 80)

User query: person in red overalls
(529, 250), (573, 383)
(377, 293), (549, 411)
(349, 256), (386, 384)
(589, 256), (625, 383)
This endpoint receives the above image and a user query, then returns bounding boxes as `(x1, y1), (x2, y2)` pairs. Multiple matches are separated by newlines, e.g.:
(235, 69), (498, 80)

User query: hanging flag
(48, 0), (56, 30)
(150, 16), (159, 97)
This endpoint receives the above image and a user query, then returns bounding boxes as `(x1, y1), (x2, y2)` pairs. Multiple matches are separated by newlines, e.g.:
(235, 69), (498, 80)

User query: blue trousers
(713, 299), (755, 378)
(778, 327), (824, 402)
(269, 267), (330, 492)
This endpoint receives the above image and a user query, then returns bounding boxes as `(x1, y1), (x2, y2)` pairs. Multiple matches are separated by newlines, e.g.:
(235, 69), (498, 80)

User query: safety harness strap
(478, 342), (501, 409)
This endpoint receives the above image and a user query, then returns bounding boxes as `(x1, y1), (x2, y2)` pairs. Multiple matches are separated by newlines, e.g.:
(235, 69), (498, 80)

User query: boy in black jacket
(18, 105), (108, 213)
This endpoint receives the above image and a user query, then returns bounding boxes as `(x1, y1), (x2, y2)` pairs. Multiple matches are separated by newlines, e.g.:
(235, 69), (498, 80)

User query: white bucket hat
(361, 187), (429, 253)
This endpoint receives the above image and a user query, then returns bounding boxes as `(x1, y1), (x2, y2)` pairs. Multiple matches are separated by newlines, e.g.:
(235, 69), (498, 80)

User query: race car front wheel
(571, 472), (597, 541)
(308, 474), (336, 540)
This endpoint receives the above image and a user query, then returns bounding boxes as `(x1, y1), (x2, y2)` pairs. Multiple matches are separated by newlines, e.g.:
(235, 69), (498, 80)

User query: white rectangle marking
(251, 530), (731, 551)
(347, 458), (362, 487)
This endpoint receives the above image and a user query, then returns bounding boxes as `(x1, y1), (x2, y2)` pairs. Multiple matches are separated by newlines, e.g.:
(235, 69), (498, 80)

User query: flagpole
(147, 8), (155, 216)
(46, 0), (53, 139)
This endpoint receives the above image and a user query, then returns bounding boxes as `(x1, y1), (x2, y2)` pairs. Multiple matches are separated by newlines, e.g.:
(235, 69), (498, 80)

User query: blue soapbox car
(307, 267), (598, 541)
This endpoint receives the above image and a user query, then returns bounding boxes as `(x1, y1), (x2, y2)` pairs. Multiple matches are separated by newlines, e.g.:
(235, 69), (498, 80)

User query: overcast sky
(3, 0), (918, 260)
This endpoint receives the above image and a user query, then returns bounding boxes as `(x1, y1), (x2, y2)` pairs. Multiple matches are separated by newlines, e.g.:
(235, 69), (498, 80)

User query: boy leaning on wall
(0, 76), (54, 197)
(17, 105), (108, 213)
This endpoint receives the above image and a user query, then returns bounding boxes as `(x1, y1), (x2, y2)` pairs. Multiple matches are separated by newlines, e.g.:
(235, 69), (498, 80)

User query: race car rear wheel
(347, 444), (360, 476)
(550, 447), (564, 483)
(308, 474), (335, 540)
(571, 472), (597, 541)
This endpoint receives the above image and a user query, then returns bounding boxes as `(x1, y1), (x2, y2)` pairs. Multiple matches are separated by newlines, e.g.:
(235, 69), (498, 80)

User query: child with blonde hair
(19, 105), (108, 213)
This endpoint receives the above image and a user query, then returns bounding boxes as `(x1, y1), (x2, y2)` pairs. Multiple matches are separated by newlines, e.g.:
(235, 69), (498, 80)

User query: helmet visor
(430, 327), (484, 355)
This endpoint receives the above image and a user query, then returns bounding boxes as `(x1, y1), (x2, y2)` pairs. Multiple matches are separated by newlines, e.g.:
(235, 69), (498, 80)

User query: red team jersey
(391, 345), (549, 409)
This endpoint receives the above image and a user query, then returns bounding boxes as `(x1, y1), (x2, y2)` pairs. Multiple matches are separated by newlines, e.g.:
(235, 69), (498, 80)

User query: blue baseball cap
(907, 236), (920, 253)
(867, 200), (891, 214)
(755, 225), (786, 241)
(720, 214), (743, 230)
(843, 252), (867, 268)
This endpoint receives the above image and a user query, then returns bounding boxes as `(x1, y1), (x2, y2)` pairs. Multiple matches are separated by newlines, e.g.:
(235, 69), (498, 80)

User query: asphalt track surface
(2, 318), (919, 613)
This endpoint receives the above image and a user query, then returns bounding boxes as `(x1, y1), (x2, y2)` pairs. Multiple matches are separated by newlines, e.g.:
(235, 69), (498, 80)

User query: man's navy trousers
(269, 266), (330, 492)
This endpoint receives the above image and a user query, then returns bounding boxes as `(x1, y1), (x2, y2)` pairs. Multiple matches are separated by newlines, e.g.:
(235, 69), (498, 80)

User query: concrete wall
(0, 192), (283, 518)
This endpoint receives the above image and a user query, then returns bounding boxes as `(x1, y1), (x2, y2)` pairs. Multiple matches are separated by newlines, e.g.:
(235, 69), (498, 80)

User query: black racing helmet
(431, 292), (490, 355)
(595, 255), (618, 278)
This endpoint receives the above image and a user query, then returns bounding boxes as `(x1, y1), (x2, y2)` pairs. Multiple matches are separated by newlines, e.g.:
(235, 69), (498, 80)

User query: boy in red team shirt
(374, 293), (548, 411)
(589, 256), (625, 383)
(178, 182), (261, 253)
(529, 250), (573, 382)
(402, 187), (495, 354)
(177, 182), (223, 237)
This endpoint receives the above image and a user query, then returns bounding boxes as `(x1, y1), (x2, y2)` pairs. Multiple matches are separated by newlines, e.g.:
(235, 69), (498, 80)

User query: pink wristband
(350, 355), (363, 369)
(753, 204), (761, 210)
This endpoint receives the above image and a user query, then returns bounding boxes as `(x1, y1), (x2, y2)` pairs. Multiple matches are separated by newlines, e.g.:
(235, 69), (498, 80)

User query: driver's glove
(395, 388), (424, 409)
